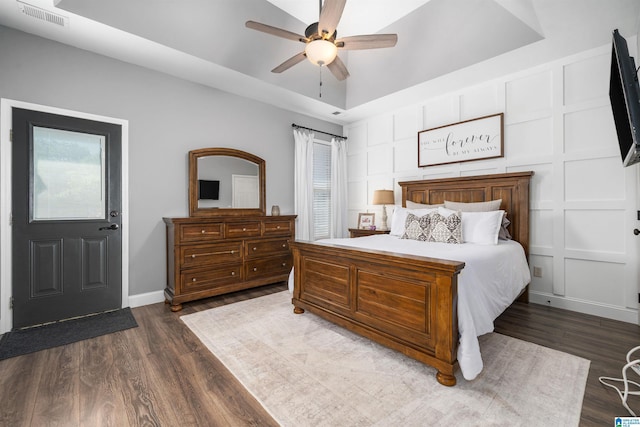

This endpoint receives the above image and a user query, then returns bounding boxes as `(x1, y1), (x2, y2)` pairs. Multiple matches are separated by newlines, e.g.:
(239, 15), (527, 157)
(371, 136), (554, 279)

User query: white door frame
(0, 99), (130, 334)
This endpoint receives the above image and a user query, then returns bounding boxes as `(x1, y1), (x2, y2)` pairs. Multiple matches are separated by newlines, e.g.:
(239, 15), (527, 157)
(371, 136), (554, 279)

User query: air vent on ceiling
(17, 1), (69, 28)
(332, 111), (342, 115)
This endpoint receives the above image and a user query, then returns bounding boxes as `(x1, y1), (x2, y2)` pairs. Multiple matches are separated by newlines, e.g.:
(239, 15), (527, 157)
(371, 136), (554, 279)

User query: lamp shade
(305, 39), (338, 66)
(372, 189), (394, 205)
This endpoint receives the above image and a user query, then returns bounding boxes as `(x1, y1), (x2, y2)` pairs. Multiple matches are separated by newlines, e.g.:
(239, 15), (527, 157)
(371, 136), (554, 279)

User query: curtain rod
(291, 123), (347, 140)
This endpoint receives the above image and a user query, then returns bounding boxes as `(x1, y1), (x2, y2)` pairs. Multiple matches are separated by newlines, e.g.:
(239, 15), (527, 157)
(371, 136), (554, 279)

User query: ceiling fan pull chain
(319, 65), (323, 98)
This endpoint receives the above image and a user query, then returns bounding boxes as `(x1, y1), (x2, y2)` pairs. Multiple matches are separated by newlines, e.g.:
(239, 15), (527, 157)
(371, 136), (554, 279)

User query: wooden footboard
(290, 240), (465, 386)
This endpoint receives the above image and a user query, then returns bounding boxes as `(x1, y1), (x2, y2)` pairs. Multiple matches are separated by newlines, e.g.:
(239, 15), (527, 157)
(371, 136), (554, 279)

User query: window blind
(312, 142), (331, 240)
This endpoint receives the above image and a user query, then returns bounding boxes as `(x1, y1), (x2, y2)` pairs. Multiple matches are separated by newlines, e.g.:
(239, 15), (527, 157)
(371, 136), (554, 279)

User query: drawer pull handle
(253, 247), (257, 251)
(231, 272), (235, 276)
(276, 225), (281, 229)
(201, 229), (206, 234)
(282, 244), (286, 248)
(242, 227), (247, 231)
(192, 278), (197, 282)
(186, 249), (237, 260)
(253, 267), (257, 272)
(282, 263), (286, 267)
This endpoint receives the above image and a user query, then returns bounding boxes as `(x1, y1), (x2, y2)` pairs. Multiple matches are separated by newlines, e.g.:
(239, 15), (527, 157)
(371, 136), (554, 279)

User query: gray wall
(0, 25), (341, 296)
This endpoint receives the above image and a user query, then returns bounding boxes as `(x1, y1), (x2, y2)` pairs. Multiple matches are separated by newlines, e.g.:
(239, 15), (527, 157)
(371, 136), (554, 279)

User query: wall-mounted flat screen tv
(198, 179), (220, 200)
(610, 29), (640, 167)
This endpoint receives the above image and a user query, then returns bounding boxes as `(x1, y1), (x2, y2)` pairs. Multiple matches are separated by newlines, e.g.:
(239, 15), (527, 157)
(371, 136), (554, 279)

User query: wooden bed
(290, 171), (533, 386)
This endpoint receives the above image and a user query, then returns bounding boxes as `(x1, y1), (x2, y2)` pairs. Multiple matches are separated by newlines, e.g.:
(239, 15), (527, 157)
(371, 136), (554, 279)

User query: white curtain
(293, 128), (314, 240)
(330, 137), (348, 238)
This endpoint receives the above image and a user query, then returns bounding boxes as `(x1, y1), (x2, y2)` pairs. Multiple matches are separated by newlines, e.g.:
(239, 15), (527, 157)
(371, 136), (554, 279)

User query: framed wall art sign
(418, 113), (504, 167)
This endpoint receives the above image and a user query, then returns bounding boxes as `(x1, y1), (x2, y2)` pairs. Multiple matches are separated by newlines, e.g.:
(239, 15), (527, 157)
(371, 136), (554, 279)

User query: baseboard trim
(529, 292), (638, 324)
(129, 290), (165, 308)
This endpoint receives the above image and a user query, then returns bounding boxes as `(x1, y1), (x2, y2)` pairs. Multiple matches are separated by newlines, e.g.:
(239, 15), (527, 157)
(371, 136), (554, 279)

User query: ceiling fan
(245, 0), (398, 81)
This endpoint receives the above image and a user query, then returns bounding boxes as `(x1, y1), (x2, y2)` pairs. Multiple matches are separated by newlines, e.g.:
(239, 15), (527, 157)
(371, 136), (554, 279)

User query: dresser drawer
(180, 223), (224, 242)
(263, 220), (292, 236)
(245, 255), (292, 280)
(181, 265), (243, 293)
(226, 221), (261, 238)
(180, 242), (243, 269)
(245, 238), (290, 259)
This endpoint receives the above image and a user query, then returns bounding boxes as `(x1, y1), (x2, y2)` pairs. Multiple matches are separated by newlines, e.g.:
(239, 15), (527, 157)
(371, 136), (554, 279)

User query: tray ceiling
(0, 0), (638, 123)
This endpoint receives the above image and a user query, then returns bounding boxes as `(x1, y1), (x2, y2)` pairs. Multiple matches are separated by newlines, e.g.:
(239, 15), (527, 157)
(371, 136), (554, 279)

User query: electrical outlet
(533, 266), (542, 278)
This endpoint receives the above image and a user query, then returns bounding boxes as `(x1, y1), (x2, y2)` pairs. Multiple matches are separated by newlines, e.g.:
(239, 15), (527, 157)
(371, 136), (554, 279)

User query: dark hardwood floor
(0, 282), (638, 426)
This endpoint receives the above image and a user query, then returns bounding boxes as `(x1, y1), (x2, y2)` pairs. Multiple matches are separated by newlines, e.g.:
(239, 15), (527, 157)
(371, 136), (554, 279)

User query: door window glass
(32, 126), (106, 220)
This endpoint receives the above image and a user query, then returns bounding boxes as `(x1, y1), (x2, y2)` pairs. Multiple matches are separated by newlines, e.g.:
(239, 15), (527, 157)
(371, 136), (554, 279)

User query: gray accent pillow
(406, 200), (444, 209)
(443, 199), (502, 212)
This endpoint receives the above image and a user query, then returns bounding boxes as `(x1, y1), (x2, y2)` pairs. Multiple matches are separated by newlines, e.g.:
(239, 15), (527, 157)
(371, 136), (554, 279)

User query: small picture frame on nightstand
(357, 213), (375, 229)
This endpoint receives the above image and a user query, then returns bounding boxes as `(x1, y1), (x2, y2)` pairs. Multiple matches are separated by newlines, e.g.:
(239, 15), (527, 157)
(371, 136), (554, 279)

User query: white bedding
(288, 234), (531, 381)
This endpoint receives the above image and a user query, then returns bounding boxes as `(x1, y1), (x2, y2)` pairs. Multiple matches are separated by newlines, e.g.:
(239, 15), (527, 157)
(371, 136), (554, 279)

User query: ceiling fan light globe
(305, 39), (337, 66)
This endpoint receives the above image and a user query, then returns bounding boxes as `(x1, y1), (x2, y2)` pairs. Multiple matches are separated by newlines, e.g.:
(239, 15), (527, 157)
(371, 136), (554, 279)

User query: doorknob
(99, 224), (119, 231)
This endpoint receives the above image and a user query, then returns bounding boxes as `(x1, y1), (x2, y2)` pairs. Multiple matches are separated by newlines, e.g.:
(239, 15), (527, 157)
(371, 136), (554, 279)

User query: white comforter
(288, 234), (531, 381)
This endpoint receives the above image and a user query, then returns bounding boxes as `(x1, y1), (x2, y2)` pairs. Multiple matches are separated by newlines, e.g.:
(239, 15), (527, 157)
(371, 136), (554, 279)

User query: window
(312, 141), (331, 240)
(32, 126), (106, 220)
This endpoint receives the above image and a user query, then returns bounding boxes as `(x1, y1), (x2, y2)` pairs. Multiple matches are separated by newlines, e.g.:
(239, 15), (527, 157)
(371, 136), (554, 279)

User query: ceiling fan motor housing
(305, 22), (337, 41)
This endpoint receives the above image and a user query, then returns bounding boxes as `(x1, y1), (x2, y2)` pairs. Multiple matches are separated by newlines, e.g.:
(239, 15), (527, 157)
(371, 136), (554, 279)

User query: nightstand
(348, 228), (391, 238)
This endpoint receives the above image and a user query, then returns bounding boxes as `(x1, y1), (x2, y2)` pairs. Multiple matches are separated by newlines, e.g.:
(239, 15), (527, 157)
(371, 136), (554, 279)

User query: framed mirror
(189, 148), (266, 217)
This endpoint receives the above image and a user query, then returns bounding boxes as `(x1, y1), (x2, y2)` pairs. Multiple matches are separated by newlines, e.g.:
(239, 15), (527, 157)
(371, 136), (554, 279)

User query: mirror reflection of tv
(198, 180), (220, 200)
(610, 29), (640, 167)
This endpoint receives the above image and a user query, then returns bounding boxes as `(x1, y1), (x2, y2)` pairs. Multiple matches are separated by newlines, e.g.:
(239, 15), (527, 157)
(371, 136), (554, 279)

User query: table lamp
(372, 189), (394, 230)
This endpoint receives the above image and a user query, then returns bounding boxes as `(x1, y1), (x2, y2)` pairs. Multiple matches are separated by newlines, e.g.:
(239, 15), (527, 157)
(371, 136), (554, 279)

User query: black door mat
(0, 308), (138, 360)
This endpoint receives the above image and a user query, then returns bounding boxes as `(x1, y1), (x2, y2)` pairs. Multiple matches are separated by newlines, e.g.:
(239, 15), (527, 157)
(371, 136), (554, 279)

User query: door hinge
(10, 296), (14, 310)
(9, 129), (12, 142)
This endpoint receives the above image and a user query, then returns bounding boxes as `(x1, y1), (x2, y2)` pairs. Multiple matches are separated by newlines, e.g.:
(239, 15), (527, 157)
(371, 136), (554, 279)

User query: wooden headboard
(399, 171), (534, 257)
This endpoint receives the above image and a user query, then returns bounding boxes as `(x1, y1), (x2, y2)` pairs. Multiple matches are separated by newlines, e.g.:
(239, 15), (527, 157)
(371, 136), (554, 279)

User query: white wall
(0, 25), (341, 303)
(345, 41), (640, 324)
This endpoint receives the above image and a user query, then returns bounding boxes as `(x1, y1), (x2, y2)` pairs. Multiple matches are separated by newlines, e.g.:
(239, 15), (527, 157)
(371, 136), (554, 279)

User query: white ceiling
(0, 0), (639, 125)
(264, 0), (432, 35)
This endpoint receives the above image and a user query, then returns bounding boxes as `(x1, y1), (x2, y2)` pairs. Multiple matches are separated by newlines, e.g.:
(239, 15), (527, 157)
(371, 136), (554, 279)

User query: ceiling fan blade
(336, 34), (398, 50)
(318, 0), (346, 37)
(327, 55), (350, 81)
(271, 52), (307, 73)
(246, 21), (307, 43)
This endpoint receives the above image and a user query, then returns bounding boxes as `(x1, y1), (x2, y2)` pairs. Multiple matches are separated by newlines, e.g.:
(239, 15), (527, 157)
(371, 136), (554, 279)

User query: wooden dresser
(164, 215), (295, 311)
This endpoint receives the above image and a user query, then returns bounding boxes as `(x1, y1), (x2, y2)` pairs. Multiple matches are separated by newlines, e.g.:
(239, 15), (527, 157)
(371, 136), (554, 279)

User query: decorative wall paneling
(346, 42), (639, 324)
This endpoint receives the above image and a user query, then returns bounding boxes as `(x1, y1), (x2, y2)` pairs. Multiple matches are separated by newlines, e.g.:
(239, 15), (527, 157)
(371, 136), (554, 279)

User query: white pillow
(461, 210), (505, 245)
(390, 206), (436, 236)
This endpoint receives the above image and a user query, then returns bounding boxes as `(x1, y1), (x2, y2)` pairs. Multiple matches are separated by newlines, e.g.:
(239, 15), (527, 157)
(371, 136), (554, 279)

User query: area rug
(181, 292), (589, 426)
(0, 308), (138, 360)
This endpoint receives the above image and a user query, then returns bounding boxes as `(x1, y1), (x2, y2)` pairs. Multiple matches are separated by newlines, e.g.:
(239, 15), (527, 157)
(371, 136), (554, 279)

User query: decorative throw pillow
(401, 213), (431, 241)
(391, 207), (436, 236)
(427, 208), (462, 244)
